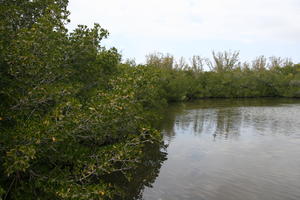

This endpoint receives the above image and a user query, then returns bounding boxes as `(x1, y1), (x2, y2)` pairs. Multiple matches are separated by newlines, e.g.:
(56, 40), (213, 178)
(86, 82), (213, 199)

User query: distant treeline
(0, 0), (299, 200)
(141, 51), (300, 101)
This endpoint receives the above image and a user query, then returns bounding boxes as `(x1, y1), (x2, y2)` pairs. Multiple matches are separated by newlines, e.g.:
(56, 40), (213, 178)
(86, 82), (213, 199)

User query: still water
(121, 98), (300, 200)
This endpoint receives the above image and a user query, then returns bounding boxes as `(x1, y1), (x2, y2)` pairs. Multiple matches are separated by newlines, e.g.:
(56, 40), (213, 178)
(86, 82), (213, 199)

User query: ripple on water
(142, 99), (300, 200)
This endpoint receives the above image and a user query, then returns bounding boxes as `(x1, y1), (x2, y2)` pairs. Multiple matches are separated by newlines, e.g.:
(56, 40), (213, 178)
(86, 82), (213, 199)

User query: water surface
(140, 98), (300, 200)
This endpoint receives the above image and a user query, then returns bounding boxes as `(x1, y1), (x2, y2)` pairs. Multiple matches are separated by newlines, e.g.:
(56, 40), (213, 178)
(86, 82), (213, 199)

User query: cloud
(68, 0), (300, 42)
(68, 0), (300, 62)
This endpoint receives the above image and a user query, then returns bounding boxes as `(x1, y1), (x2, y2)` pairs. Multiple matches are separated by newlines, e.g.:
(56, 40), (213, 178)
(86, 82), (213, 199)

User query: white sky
(68, 0), (300, 64)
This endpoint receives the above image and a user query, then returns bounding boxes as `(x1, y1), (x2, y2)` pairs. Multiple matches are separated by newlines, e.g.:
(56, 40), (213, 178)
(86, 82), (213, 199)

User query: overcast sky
(68, 0), (300, 64)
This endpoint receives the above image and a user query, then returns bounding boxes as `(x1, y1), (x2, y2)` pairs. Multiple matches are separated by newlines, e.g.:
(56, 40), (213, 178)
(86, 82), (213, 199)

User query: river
(121, 98), (300, 200)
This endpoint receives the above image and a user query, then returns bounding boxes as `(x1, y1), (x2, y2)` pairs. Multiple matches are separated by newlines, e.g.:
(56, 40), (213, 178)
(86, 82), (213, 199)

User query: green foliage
(1, 1), (299, 199)
(0, 1), (163, 199)
(145, 52), (300, 100)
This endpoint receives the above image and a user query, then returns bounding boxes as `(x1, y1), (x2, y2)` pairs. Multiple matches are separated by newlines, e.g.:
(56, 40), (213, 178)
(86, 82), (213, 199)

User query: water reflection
(163, 98), (300, 142)
(105, 143), (167, 200)
(142, 98), (300, 200)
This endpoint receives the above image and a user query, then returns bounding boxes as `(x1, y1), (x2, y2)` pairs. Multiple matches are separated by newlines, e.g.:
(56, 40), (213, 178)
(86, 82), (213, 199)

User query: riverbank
(1, 1), (299, 199)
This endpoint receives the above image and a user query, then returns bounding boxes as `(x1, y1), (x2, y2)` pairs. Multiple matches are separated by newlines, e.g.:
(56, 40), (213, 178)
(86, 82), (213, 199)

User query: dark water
(123, 98), (300, 200)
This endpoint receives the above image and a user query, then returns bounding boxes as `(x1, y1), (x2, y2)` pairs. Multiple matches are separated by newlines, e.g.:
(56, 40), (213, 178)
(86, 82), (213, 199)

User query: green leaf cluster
(0, 1), (164, 199)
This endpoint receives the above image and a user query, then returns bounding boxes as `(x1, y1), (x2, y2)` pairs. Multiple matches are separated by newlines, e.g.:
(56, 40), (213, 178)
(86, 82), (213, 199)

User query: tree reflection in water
(103, 143), (168, 200)
(103, 98), (300, 200)
(161, 98), (300, 142)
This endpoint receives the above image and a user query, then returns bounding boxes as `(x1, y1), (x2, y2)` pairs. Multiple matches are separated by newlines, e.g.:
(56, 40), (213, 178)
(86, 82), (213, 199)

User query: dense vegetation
(0, 1), (165, 199)
(0, 0), (299, 200)
(144, 51), (300, 101)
